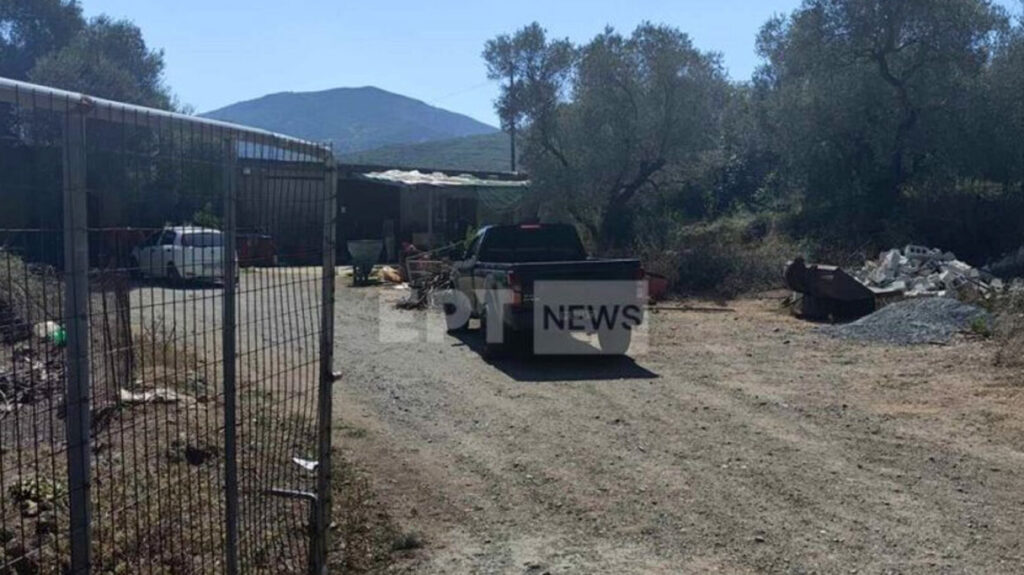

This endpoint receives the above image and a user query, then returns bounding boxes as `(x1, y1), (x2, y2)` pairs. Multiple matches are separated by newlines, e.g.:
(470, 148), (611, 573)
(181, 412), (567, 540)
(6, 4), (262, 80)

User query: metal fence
(0, 77), (337, 574)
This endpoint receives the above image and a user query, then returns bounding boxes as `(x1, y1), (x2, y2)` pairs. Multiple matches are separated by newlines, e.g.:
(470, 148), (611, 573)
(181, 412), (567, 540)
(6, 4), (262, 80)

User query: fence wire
(0, 78), (336, 574)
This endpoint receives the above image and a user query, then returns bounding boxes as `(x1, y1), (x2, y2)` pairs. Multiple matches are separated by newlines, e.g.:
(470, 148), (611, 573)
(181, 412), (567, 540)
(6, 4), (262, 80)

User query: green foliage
(191, 202), (222, 230)
(755, 0), (1010, 235)
(483, 22), (576, 137)
(637, 213), (802, 297)
(486, 23), (729, 251)
(904, 180), (1024, 263)
(486, 1), (1024, 297)
(969, 316), (993, 338)
(1, 3), (175, 110)
(0, 0), (83, 80)
(28, 15), (173, 109)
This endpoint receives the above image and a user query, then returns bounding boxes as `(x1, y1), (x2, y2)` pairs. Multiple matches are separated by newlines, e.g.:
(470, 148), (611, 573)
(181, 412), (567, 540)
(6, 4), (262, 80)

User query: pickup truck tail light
(508, 270), (523, 305)
(636, 267), (647, 300)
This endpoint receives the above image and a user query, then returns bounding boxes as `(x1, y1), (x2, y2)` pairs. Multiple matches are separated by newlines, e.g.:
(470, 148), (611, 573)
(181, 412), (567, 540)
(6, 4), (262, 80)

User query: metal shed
(337, 164), (529, 262)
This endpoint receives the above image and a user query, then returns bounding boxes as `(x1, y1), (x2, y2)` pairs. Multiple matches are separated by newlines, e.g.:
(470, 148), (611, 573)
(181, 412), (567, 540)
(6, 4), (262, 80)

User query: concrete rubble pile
(852, 245), (1005, 299)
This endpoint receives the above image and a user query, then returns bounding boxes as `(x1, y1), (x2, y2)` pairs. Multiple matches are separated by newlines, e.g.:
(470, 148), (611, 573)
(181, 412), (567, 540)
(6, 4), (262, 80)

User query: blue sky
(81, 0), (1022, 126)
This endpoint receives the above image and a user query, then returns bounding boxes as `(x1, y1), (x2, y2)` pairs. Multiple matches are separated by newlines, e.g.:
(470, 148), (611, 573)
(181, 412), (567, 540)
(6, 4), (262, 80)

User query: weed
(969, 316), (993, 338)
(390, 531), (424, 552)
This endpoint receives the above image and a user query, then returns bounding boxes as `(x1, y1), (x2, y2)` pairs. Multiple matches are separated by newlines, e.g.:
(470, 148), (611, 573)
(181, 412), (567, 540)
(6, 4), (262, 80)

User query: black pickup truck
(446, 223), (645, 355)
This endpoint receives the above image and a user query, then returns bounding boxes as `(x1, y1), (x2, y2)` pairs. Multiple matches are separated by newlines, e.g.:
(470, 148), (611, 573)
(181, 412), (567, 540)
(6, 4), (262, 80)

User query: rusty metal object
(784, 257), (878, 320)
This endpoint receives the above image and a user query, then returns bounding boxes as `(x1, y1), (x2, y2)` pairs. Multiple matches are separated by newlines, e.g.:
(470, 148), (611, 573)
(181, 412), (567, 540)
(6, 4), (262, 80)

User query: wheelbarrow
(347, 239), (382, 286)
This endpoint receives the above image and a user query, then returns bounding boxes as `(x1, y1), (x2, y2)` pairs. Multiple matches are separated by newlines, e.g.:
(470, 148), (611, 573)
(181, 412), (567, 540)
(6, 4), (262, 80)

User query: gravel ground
(332, 286), (1024, 573)
(822, 297), (991, 345)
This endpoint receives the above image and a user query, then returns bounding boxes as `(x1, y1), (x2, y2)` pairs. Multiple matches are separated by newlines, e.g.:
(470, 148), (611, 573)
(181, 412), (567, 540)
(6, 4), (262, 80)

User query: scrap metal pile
(852, 245), (1004, 299)
(395, 244), (460, 310)
(784, 244), (1020, 321)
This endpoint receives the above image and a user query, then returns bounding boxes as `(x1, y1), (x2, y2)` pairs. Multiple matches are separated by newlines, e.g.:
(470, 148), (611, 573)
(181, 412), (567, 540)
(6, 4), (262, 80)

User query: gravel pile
(822, 297), (990, 345)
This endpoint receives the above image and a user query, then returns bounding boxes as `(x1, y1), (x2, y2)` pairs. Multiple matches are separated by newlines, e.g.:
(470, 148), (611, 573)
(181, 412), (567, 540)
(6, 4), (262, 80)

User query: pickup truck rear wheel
(598, 327), (632, 355)
(443, 302), (469, 333)
(480, 303), (511, 358)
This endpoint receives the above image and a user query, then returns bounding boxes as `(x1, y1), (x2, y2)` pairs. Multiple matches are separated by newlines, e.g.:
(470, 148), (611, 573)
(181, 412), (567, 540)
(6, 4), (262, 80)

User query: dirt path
(332, 285), (1024, 574)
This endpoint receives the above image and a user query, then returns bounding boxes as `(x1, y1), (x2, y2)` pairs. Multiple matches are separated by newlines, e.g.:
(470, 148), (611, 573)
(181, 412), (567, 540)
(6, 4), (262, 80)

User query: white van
(131, 226), (232, 284)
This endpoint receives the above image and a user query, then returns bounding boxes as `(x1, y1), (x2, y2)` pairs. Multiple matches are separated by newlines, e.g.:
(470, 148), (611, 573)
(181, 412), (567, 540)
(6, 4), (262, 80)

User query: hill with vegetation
(202, 87), (498, 155)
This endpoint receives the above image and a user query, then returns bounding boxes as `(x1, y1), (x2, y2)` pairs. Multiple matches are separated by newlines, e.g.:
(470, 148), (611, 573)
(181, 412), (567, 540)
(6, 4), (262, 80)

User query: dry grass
(0, 257), (344, 573)
(993, 290), (1024, 369)
(328, 451), (398, 573)
(1, 310), (322, 573)
(0, 253), (68, 574)
(0, 251), (62, 345)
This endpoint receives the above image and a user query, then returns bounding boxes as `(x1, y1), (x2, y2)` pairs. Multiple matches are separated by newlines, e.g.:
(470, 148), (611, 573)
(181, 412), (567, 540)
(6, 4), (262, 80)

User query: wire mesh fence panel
(0, 91), (72, 575)
(84, 107), (233, 574)
(233, 142), (330, 573)
(0, 78), (335, 574)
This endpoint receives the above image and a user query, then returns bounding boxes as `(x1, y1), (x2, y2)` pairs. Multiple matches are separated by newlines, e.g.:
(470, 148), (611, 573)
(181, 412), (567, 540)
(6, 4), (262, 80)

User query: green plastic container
(50, 326), (67, 347)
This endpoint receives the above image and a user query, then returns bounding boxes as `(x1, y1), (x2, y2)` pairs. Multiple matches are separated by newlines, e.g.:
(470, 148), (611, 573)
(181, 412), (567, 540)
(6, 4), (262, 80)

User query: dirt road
(332, 285), (1024, 574)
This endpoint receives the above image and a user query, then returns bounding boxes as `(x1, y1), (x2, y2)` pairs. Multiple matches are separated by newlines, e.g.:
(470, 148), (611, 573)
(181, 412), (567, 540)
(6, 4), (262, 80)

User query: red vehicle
(238, 233), (278, 267)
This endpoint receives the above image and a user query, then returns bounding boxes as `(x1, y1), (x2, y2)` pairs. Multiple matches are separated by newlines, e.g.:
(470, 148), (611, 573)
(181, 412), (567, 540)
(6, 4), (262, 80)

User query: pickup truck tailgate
(510, 259), (641, 294)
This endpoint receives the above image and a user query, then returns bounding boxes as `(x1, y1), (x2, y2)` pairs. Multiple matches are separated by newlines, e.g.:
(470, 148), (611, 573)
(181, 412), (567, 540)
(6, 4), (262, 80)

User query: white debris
(292, 457), (319, 472)
(853, 245), (1000, 299)
(119, 388), (196, 406)
(32, 321), (61, 340)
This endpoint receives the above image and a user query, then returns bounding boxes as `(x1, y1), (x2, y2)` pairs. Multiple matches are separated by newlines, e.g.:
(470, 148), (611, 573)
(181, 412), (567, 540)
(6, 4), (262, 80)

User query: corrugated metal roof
(360, 169), (529, 188)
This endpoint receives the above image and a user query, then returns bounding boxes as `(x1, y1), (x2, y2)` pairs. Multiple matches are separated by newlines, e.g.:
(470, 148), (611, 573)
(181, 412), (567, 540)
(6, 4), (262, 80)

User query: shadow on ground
(450, 329), (659, 382)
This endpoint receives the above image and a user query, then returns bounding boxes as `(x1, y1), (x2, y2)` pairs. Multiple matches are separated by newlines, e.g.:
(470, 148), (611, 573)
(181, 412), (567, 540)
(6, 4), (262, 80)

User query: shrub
(904, 180), (1024, 265)
(640, 214), (803, 299)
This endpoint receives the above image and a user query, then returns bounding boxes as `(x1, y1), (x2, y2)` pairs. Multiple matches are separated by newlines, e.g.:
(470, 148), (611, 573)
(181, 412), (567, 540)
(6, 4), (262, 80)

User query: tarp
(360, 169), (530, 188)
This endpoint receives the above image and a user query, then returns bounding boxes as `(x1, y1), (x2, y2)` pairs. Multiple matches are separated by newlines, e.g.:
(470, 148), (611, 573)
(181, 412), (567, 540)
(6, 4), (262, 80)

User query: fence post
(63, 108), (92, 574)
(222, 137), (240, 575)
(312, 158), (338, 574)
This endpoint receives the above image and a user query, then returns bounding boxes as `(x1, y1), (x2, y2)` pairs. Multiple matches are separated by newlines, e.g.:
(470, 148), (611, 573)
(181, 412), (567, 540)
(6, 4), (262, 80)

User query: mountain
(338, 132), (517, 173)
(202, 86), (498, 155)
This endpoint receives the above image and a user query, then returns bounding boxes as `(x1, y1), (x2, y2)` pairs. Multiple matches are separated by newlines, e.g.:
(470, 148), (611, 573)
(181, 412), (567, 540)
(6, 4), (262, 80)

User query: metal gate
(0, 77), (336, 574)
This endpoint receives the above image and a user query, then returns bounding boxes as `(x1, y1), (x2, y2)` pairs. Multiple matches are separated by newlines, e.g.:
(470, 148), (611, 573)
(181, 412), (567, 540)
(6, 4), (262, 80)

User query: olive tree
(485, 23), (728, 251)
(756, 0), (1008, 235)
